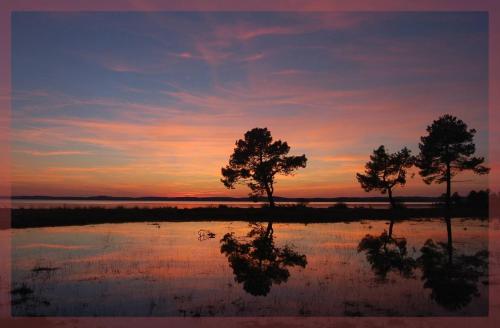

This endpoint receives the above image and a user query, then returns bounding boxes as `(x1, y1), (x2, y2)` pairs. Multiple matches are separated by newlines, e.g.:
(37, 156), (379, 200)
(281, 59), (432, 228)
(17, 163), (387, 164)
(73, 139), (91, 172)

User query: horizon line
(4, 194), (488, 201)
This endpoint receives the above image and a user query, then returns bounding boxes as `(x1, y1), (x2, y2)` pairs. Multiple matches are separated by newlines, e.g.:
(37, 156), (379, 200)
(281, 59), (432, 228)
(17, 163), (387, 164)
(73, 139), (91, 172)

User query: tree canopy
(356, 145), (414, 208)
(221, 127), (307, 207)
(416, 114), (489, 208)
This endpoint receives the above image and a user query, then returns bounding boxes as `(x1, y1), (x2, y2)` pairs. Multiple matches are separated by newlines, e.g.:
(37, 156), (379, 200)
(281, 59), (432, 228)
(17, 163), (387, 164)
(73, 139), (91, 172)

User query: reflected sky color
(11, 219), (488, 316)
(11, 12), (488, 197)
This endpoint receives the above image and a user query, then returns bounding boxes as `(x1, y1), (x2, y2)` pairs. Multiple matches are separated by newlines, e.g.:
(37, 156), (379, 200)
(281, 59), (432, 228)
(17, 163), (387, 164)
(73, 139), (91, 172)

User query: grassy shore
(6, 205), (488, 228)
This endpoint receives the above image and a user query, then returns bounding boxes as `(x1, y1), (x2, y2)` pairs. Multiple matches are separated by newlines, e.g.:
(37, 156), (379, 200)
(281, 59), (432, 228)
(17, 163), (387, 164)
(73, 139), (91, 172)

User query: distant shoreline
(4, 195), (441, 202)
(6, 206), (488, 229)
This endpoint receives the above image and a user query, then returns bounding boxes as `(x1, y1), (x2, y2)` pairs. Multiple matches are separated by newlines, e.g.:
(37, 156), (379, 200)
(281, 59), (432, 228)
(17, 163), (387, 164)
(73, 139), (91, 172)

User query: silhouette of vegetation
(416, 115), (489, 210)
(10, 283), (35, 306)
(11, 284), (34, 296)
(220, 222), (307, 296)
(417, 238), (488, 311)
(443, 189), (490, 209)
(330, 202), (348, 209)
(356, 145), (415, 209)
(31, 266), (59, 273)
(293, 199), (310, 208)
(11, 206), (487, 228)
(221, 128), (307, 207)
(464, 189), (489, 208)
(358, 231), (416, 281)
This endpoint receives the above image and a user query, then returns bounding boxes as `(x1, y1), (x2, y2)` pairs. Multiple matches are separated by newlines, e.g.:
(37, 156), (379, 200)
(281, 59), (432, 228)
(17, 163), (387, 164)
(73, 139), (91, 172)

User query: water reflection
(220, 221), (307, 296)
(417, 214), (488, 310)
(357, 231), (416, 281)
(9, 220), (488, 316)
(358, 216), (489, 311)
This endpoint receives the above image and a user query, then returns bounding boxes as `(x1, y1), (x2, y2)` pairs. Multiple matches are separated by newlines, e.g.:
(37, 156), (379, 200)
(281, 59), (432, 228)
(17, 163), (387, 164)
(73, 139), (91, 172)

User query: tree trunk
(387, 187), (395, 209)
(265, 221), (274, 238)
(445, 162), (453, 263)
(388, 219), (394, 239)
(265, 184), (275, 208)
(445, 214), (453, 264)
(445, 162), (451, 210)
(386, 184), (395, 241)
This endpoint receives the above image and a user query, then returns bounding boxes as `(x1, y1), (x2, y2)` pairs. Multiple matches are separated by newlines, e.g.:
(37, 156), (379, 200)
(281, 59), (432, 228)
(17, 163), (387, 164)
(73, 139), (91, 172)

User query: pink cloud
(212, 13), (367, 43)
(188, 13), (368, 66)
(192, 39), (233, 65)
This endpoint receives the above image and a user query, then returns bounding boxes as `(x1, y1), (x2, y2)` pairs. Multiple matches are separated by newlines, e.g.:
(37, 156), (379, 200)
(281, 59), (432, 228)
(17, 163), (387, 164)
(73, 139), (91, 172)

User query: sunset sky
(11, 12), (488, 197)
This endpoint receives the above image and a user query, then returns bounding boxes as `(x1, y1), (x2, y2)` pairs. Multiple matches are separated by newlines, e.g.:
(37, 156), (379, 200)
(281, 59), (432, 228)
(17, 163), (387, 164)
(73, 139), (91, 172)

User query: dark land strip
(4, 206), (488, 229)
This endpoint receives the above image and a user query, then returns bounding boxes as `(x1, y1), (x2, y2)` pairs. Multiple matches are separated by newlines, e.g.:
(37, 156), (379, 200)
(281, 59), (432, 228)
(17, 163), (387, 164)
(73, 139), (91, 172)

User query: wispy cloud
(13, 150), (92, 156)
(240, 53), (265, 62)
(18, 243), (90, 250)
(271, 69), (310, 76)
(168, 51), (200, 60)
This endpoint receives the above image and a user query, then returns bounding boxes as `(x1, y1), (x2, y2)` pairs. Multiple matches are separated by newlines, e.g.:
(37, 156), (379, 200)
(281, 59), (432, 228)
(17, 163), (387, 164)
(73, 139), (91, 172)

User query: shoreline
(5, 206), (488, 229)
(5, 195), (441, 202)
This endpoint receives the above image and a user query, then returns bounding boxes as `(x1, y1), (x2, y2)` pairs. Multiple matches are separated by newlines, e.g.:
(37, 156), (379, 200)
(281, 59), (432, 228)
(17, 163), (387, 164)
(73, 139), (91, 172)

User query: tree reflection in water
(418, 238), (488, 311)
(357, 230), (417, 281)
(358, 216), (488, 312)
(220, 222), (307, 296)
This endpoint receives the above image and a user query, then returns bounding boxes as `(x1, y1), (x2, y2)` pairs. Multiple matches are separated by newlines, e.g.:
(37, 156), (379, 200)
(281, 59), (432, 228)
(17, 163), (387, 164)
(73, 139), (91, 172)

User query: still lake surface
(11, 218), (488, 316)
(5, 199), (434, 209)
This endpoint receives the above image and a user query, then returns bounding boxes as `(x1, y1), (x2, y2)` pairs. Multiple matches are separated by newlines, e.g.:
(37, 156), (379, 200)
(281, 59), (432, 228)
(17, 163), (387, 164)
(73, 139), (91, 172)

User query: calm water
(11, 219), (488, 316)
(4, 199), (434, 209)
